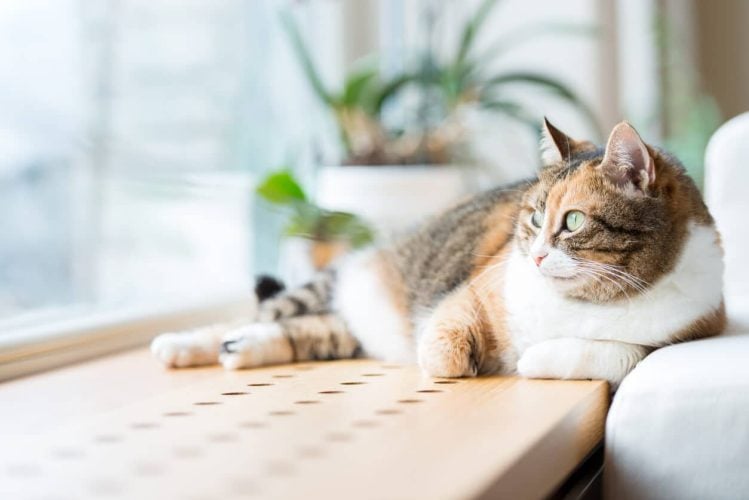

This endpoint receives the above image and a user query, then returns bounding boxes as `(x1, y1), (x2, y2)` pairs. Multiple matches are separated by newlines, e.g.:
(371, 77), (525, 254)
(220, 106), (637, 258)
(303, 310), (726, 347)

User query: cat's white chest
(502, 222), (724, 354)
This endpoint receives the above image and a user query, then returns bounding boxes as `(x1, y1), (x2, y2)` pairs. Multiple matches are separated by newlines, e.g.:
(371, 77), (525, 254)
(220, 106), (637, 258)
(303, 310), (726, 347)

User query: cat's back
(384, 180), (532, 312)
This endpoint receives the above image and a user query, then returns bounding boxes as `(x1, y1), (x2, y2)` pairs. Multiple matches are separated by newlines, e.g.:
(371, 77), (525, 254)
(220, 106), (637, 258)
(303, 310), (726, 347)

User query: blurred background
(1, 0), (747, 329)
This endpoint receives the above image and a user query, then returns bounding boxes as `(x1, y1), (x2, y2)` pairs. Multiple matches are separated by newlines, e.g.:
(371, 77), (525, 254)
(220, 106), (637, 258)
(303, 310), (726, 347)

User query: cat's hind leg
(219, 313), (361, 370)
(151, 322), (239, 368)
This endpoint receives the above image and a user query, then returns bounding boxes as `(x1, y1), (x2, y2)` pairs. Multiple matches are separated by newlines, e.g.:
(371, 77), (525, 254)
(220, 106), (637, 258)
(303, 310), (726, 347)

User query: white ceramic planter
(316, 165), (469, 238)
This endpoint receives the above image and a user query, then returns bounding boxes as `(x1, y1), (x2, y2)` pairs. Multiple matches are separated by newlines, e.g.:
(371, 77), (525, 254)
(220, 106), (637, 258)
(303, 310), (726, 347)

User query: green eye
(531, 210), (544, 228)
(565, 210), (585, 231)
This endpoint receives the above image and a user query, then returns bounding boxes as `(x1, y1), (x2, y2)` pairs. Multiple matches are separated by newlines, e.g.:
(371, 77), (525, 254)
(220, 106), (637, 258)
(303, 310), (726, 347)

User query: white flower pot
(316, 165), (469, 238)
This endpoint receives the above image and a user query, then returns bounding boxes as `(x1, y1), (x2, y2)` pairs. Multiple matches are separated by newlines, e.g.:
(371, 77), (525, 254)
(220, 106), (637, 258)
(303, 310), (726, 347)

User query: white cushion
(604, 294), (749, 499)
(705, 112), (749, 297)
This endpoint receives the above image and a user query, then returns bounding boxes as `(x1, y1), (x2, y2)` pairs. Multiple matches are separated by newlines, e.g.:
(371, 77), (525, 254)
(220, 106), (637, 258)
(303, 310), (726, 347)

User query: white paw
(516, 339), (581, 380)
(150, 324), (228, 368)
(219, 323), (291, 370)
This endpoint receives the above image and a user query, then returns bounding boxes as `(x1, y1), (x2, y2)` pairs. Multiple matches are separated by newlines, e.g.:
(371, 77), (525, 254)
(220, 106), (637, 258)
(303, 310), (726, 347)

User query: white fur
(334, 250), (415, 363)
(150, 323), (234, 367)
(219, 323), (292, 370)
(505, 222), (724, 384)
(530, 219), (580, 279)
(540, 132), (563, 165)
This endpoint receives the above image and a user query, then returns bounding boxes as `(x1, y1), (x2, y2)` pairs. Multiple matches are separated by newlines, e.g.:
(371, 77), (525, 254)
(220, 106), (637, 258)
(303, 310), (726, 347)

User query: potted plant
(282, 0), (597, 234)
(256, 169), (374, 284)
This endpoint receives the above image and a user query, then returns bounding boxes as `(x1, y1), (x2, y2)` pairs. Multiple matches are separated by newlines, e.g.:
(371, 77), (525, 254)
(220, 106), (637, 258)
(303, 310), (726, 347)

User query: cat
(151, 120), (726, 388)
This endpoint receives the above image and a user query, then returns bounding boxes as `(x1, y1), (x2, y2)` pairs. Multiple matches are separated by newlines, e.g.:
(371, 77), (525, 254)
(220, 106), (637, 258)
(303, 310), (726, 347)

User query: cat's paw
(516, 339), (579, 380)
(150, 326), (226, 368)
(219, 323), (292, 370)
(417, 327), (478, 378)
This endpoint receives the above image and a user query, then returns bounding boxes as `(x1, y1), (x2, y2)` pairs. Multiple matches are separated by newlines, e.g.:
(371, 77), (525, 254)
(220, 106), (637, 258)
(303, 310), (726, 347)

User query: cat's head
(515, 119), (712, 302)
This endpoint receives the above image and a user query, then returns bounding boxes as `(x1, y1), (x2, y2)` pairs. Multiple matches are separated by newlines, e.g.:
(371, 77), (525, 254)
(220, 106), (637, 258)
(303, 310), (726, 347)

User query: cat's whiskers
(573, 266), (634, 302)
(580, 263), (649, 294)
(571, 258), (649, 298)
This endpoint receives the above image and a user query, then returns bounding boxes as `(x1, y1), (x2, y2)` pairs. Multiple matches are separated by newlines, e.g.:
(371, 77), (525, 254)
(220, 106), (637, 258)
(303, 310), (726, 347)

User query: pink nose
(534, 254), (547, 267)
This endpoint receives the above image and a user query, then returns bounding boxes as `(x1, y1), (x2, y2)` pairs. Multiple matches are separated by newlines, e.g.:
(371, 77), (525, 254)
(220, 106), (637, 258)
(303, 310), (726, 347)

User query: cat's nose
(534, 253), (547, 267)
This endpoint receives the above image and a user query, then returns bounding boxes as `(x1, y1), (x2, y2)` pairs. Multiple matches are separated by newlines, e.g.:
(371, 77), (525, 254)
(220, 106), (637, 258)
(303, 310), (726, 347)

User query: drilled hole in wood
(434, 380), (458, 385)
(93, 434), (122, 444)
(416, 389), (444, 393)
(318, 390), (344, 394)
(362, 373), (385, 377)
(352, 419), (379, 428)
(297, 446), (324, 458)
(132, 461), (164, 476)
(227, 476), (260, 495)
(221, 392), (248, 396)
(6, 463), (42, 477)
(52, 448), (85, 459)
(239, 421), (268, 429)
(193, 401), (221, 406)
(340, 381), (366, 386)
(163, 411), (193, 417)
(208, 432), (238, 443)
(88, 477), (124, 496)
(173, 446), (203, 458)
(325, 432), (353, 442)
(266, 461), (295, 476)
(272, 374), (294, 379)
(248, 383), (273, 387)
(397, 399), (424, 404)
(131, 422), (160, 429)
(376, 409), (402, 415)
(269, 410), (295, 416)
(294, 400), (320, 405)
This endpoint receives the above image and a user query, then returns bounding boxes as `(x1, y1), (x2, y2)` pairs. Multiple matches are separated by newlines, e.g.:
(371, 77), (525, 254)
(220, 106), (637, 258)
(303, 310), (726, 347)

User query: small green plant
(256, 169), (374, 247)
(282, 0), (598, 165)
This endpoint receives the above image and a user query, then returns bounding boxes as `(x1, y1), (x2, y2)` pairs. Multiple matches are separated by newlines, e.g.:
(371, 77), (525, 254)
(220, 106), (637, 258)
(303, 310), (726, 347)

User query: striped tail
(256, 270), (336, 322)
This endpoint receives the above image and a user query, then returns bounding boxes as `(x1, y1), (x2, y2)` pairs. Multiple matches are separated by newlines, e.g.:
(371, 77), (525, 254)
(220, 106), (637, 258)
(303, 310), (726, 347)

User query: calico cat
(152, 120), (726, 387)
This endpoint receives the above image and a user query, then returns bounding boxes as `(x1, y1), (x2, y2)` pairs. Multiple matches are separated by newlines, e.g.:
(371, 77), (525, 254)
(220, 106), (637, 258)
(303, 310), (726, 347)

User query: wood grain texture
(0, 349), (608, 500)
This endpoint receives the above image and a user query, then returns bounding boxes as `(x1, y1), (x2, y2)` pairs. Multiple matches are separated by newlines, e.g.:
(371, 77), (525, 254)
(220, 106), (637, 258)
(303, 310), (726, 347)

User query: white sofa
(604, 113), (749, 499)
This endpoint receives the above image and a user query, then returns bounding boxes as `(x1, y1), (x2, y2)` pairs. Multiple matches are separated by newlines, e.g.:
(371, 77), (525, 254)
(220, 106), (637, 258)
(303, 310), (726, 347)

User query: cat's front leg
(516, 338), (648, 388)
(417, 285), (496, 378)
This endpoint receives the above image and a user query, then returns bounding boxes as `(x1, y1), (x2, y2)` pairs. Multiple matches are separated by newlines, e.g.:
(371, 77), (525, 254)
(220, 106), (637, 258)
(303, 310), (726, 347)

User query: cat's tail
(254, 270), (336, 321)
(254, 275), (285, 301)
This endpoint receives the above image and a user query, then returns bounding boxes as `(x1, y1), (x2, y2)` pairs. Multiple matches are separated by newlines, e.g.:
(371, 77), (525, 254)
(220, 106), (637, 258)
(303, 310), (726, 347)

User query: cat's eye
(531, 210), (544, 228)
(565, 210), (585, 232)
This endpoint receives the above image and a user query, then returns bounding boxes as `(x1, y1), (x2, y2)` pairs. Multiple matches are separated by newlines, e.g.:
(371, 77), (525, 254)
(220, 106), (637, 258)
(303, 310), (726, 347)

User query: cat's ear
(540, 118), (594, 165)
(600, 121), (655, 194)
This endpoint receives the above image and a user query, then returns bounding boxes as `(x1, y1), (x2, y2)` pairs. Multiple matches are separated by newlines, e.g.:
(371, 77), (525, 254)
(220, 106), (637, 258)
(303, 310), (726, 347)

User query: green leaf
(256, 170), (307, 205)
(318, 211), (374, 247)
(481, 100), (543, 137)
(477, 23), (597, 62)
(279, 11), (335, 107)
(372, 72), (420, 115)
(341, 67), (379, 108)
(481, 72), (601, 137)
(455, 0), (501, 66)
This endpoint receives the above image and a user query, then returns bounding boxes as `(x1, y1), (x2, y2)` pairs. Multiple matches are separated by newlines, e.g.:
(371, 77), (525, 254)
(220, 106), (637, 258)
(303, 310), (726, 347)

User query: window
(0, 0), (335, 340)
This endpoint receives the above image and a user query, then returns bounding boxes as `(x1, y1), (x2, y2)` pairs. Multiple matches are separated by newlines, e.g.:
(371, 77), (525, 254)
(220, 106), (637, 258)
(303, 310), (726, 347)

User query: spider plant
(282, 0), (598, 166)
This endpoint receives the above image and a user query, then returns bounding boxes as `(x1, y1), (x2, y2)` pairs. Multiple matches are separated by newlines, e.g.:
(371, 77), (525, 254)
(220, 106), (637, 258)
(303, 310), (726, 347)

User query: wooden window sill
(0, 348), (608, 499)
(0, 297), (254, 382)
